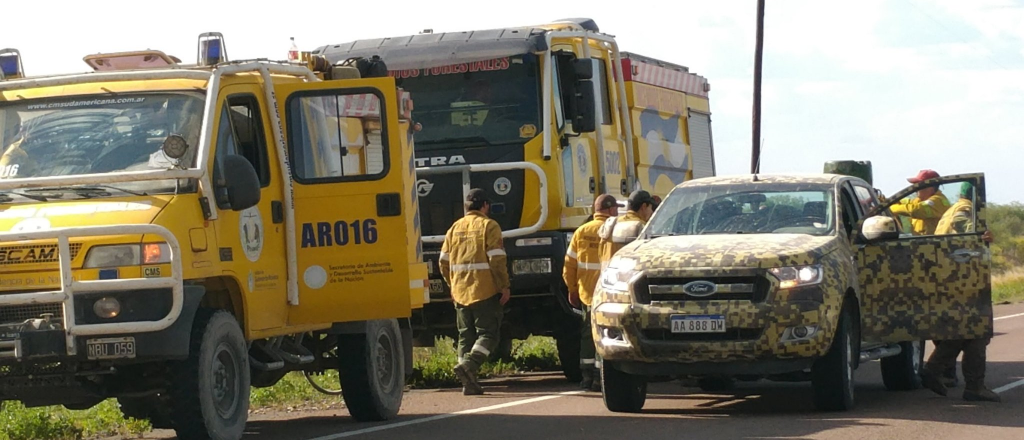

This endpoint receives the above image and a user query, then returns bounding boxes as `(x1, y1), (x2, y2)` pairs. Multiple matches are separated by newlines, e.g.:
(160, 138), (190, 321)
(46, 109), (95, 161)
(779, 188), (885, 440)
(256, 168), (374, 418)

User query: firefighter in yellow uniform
(599, 190), (656, 260)
(889, 169), (950, 236)
(563, 194), (618, 391)
(439, 189), (511, 395)
(921, 182), (1000, 402)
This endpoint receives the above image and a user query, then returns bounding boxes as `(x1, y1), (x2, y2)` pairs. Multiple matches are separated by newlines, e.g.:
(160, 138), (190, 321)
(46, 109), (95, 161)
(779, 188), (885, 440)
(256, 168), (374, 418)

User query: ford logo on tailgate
(682, 281), (717, 297)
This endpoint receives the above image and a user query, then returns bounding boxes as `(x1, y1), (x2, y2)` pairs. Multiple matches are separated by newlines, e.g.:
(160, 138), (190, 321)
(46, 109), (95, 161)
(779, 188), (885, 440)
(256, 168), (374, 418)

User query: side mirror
(218, 155), (261, 211)
(860, 215), (899, 242)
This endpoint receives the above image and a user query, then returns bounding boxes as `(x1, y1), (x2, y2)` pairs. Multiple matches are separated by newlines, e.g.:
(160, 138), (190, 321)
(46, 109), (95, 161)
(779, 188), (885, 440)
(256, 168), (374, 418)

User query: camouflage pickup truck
(592, 168), (993, 412)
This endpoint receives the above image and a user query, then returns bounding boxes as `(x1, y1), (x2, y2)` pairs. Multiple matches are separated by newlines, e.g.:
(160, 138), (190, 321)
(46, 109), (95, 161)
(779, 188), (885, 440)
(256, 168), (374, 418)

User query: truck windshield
(392, 54), (541, 149)
(0, 92), (203, 193)
(647, 186), (835, 237)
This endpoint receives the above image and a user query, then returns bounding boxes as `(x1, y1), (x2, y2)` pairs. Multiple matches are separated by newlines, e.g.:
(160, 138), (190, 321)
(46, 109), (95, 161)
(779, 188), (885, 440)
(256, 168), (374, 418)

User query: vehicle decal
(239, 206), (264, 262)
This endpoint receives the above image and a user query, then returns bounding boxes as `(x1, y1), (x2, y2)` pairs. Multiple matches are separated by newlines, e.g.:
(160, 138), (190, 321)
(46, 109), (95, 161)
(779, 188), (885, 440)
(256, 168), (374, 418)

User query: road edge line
(993, 379), (1024, 394)
(306, 390), (585, 440)
(994, 312), (1024, 322)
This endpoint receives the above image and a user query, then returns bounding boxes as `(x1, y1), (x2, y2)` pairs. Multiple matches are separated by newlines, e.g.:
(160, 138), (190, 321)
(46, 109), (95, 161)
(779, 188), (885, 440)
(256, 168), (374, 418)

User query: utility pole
(751, 0), (765, 174)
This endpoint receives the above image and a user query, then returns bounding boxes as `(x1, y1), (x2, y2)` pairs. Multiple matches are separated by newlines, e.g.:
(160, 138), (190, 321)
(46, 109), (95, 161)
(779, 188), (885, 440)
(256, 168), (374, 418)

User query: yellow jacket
(563, 213), (609, 306)
(890, 190), (950, 236)
(598, 211), (646, 264)
(439, 211), (510, 306)
(936, 198), (974, 235)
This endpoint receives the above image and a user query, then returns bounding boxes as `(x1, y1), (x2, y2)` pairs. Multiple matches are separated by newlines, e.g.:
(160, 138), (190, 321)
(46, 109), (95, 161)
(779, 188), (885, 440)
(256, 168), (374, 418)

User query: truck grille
(0, 243), (83, 266)
(0, 303), (64, 325)
(638, 275), (770, 304)
(642, 328), (763, 342)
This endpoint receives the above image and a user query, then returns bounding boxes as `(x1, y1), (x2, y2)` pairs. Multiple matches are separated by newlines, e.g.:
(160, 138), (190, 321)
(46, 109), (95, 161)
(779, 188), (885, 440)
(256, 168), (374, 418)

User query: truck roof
(680, 173), (853, 187)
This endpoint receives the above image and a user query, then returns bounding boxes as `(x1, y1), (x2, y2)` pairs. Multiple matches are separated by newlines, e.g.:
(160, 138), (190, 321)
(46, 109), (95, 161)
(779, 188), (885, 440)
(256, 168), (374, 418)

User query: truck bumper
(593, 286), (836, 375)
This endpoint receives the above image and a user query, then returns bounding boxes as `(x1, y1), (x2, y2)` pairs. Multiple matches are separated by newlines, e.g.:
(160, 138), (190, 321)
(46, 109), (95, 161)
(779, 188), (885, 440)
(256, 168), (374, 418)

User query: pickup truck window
(648, 186), (835, 236)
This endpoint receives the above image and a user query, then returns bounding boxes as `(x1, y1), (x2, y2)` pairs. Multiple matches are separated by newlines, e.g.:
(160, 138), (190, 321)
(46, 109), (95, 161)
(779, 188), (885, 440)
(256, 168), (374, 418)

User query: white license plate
(429, 279), (444, 294)
(670, 315), (726, 333)
(86, 337), (136, 360)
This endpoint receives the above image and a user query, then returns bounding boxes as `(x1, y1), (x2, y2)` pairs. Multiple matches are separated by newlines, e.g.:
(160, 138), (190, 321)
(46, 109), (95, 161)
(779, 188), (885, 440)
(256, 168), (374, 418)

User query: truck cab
(0, 35), (426, 440)
(592, 168), (992, 412)
(313, 18), (715, 380)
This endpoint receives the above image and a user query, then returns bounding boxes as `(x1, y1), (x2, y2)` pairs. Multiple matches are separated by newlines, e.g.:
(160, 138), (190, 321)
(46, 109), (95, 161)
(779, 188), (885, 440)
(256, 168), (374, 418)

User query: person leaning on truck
(439, 188), (511, 396)
(920, 182), (1000, 403)
(563, 194), (618, 391)
(889, 169), (951, 236)
(599, 189), (656, 261)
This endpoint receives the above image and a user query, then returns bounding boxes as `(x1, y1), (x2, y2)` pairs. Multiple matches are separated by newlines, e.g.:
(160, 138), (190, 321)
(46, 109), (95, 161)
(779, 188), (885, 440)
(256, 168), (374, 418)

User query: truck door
(274, 78), (414, 326)
(210, 86), (288, 331)
(857, 174), (992, 343)
(554, 50), (597, 209)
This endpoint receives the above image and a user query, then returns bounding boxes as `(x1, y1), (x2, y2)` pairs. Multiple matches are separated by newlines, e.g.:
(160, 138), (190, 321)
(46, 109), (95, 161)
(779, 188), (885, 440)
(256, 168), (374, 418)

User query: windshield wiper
(26, 185), (147, 198)
(6, 191), (49, 202)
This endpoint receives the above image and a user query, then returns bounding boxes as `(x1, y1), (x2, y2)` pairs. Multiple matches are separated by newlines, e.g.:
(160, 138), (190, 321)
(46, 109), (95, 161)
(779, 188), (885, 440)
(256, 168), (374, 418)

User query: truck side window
(839, 187), (859, 238)
(286, 91), (389, 182)
(852, 184), (877, 215)
(596, 60), (613, 125)
(225, 95), (271, 187)
(551, 59), (565, 130)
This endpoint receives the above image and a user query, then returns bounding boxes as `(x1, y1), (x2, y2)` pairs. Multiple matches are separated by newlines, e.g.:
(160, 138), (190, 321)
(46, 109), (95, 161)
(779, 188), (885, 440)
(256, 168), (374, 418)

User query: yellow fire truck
(314, 18), (715, 379)
(0, 34), (426, 440)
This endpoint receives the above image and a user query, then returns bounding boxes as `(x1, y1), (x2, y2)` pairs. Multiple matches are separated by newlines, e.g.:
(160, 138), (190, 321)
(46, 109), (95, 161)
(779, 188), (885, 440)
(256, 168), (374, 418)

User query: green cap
(960, 181), (974, 199)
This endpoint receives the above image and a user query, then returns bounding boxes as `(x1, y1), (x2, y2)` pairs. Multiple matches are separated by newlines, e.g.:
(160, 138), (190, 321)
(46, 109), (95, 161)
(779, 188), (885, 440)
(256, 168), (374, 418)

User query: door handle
(589, 177), (596, 194)
(951, 248), (981, 263)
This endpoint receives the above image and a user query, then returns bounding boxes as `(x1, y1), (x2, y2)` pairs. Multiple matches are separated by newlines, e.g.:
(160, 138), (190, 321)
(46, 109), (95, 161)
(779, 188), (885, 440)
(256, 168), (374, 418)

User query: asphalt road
(143, 303), (1024, 440)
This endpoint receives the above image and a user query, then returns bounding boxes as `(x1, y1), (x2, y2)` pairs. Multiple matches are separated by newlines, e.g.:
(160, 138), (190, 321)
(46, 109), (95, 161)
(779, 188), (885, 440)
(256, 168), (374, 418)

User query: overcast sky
(4, 0), (1021, 203)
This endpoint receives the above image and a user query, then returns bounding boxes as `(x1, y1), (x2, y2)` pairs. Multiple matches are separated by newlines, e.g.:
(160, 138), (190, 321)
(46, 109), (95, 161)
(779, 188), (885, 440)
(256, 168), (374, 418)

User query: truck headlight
(600, 257), (639, 292)
(769, 265), (823, 289)
(84, 243), (171, 268)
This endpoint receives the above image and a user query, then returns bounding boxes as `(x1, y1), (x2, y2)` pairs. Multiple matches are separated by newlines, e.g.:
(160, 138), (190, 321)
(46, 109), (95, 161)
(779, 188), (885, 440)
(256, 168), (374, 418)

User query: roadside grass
(0, 400), (149, 440)
(993, 267), (1024, 304)
(409, 335), (560, 388)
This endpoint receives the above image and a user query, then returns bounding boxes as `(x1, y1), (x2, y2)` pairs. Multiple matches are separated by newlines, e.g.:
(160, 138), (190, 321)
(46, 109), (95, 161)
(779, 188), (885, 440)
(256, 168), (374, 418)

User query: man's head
(594, 194), (618, 217)
(908, 169), (939, 199)
(465, 188), (491, 214)
(628, 190), (656, 221)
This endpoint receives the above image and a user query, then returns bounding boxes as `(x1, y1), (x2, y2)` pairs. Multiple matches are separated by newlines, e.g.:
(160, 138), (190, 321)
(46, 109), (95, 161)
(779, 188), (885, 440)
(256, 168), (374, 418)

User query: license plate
(670, 315), (726, 333)
(86, 337), (136, 360)
(429, 279), (444, 294)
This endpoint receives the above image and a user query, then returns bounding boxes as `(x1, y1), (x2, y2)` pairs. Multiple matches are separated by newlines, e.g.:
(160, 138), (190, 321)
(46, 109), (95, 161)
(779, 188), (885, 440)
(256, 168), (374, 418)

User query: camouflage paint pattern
(593, 173), (991, 367)
(592, 233), (848, 364)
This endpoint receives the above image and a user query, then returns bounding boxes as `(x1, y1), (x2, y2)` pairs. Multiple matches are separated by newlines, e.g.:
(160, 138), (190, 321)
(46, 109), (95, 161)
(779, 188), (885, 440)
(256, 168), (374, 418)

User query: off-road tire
(811, 304), (856, 411)
(118, 395), (173, 429)
(168, 309), (250, 440)
(337, 319), (404, 421)
(555, 330), (583, 382)
(602, 363), (647, 413)
(881, 340), (924, 391)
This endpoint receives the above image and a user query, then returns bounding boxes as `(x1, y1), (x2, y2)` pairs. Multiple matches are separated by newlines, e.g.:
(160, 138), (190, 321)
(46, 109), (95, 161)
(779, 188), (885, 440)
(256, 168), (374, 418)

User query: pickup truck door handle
(951, 248), (981, 263)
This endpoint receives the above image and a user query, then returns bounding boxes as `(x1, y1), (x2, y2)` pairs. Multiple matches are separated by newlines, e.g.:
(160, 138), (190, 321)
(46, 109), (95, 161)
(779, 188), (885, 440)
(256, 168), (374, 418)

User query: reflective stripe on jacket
(598, 211), (646, 263)
(890, 190), (950, 235)
(563, 214), (609, 306)
(439, 211), (510, 306)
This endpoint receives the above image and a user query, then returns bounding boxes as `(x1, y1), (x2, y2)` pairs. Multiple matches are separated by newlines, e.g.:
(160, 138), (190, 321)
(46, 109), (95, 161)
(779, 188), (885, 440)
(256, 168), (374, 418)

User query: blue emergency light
(197, 32), (228, 67)
(0, 48), (25, 80)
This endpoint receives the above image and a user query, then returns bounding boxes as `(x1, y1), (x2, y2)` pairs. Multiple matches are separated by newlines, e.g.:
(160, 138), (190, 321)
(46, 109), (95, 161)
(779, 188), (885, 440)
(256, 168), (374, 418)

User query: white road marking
(306, 390), (585, 440)
(994, 379), (1024, 394)
(994, 312), (1024, 322)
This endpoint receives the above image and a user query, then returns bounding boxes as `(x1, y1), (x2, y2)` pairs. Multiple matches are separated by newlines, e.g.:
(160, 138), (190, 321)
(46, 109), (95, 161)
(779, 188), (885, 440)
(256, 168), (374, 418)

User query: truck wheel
(601, 363), (647, 413)
(555, 331), (582, 382)
(119, 395), (173, 429)
(881, 340), (923, 391)
(169, 309), (250, 440)
(811, 306), (856, 411)
(338, 319), (404, 421)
